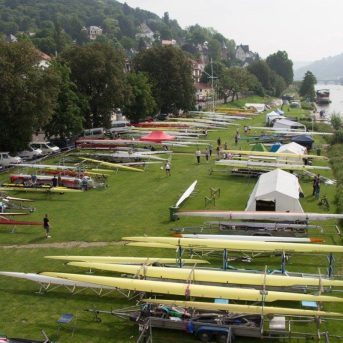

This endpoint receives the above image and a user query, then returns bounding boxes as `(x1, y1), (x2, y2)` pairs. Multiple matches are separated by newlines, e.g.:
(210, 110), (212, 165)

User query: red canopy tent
(140, 131), (175, 143)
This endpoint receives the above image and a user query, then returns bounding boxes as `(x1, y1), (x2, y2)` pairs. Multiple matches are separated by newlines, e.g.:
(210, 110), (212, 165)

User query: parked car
(29, 142), (60, 155)
(49, 137), (76, 150)
(0, 152), (22, 168)
(17, 146), (43, 160)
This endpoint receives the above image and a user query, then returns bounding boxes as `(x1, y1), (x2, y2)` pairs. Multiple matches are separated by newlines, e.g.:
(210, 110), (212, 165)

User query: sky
(117, 0), (343, 63)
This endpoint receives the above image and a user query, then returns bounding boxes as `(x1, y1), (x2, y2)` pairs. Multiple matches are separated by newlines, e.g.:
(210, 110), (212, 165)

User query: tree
(61, 43), (126, 128)
(43, 61), (83, 139)
(0, 40), (59, 152)
(123, 72), (156, 122)
(247, 60), (286, 96)
(299, 71), (317, 101)
(247, 60), (273, 90)
(134, 46), (195, 114)
(266, 50), (293, 85)
(220, 67), (260, 102)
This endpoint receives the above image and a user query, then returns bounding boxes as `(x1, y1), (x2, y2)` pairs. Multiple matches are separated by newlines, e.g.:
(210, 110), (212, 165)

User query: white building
(88, 26), (103, 40)
(245, 169), (303, 212)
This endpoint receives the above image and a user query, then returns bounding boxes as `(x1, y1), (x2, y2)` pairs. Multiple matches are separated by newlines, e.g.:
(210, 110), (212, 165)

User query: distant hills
(294, 53), (343, 81)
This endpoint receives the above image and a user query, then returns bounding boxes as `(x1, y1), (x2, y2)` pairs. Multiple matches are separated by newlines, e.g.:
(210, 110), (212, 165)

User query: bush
(331, 113), (343, 130)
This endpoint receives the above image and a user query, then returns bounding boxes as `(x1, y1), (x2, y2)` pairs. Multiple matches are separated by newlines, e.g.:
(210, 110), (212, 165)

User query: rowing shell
(215, 159), (330, 171)
(175, 180), (197, 208)
(143, 299), (343, 318)
(41, 272), (343, 303)
(222, 149), (328, 160)
(80, 157), (143, 172)
(0, 219), (41, 226)
(122, 236), (343, 254)
(0, 186), (81, 193)
(44, 256), (209, 264)
(174, 234), (323, 243)
(176, 210), (343, 222)
(67, 262), (343, 288)
(0, 271), (117, 290)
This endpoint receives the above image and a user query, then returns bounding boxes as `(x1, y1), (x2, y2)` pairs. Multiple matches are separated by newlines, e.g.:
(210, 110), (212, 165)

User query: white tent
(245, 103), (266, 113)
(245, 169), (303, 212)
(265, 111), (286, 126)
(273, 119), (306, 131)
(277, 142), (307, 155)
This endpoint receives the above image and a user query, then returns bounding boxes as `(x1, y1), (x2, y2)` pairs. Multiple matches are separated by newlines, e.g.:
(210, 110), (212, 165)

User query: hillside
(294, 53), (343, 81)
(0, 0), (236, 64)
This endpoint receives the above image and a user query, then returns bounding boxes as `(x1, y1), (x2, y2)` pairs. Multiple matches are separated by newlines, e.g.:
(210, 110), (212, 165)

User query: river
(315, 84), (343, 116)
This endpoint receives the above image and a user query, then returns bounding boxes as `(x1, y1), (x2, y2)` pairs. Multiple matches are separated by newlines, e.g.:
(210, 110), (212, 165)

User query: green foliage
(134, 46), (195, 113)
(61, 42), (126, 128)
(266, 50), (293, 85)
(299, 71), (317, 101)
(123, 72), (156, 122)
(0, 40), (59, 152)
(330, 113), (343, 131)
(247, 60), (287, 97)
(43, 61), (83, 139)
(220, 67), (260, 102)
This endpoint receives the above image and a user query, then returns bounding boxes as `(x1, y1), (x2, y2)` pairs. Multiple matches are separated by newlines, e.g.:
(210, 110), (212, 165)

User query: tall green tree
(61, 43), (126, 128)
(134, 46), (195, 114)
(266, 50), (293, 85)
(43, 61), (83, 139)
(220, 67), (260, 102)
(123, 72), (156, 122)
(299, 71), (317, 101)
(0, 40), (59, 152)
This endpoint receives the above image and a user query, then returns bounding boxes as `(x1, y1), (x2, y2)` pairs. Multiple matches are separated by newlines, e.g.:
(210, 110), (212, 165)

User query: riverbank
(0, 96), (342, 342)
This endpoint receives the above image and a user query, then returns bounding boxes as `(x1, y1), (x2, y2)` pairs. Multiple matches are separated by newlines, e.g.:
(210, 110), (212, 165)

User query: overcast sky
(117, 0), (343, 62)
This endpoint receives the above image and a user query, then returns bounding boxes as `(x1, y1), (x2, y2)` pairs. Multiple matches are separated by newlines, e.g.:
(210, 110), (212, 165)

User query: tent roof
(255, 169), (300, 200)
(292, 135), (314, 143)
(140, 130), (175, 143)
(277, 142), (307, 155)
(273, 119), (305, 128)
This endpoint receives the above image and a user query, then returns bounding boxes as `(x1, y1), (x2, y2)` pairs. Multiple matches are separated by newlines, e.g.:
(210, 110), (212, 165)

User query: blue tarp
(270, 142), (282, 152)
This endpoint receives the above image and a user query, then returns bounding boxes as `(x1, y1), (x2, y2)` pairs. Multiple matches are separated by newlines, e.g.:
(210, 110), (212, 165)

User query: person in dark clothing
(52, 175), (58, 187)
(43, 214), (51, 238)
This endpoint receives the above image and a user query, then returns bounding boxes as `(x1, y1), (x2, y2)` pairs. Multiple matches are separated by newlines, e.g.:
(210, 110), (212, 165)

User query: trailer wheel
(217, 333), (228, 343)
(198, 332), (210, 342)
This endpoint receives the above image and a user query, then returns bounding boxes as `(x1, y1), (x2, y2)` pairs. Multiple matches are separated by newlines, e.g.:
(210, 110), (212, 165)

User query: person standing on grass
(208, 144), (213, 157)
(165, 161), (171, 176)
(195, 149), (201, 164)
(205, 148), (209, 162)
(314, 174), (321, 199)
(43, 214), (51, 238)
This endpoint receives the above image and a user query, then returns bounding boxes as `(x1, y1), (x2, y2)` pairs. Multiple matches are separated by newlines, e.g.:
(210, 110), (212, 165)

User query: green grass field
(0, 97), (342, 342)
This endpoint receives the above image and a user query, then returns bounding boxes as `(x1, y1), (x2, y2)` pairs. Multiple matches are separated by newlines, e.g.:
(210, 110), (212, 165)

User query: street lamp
(202, 58), (218, 113)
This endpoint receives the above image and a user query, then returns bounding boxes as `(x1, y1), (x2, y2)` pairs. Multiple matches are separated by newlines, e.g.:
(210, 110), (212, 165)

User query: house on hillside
(136, 23), (155, 41)
(235, 44), (258, 65)
(161, 39), (176, 46)
(191, 60), (205, 83)
(194, 82), (213, 102)
(36, 50), (52, 69)
(87, 26), (103, 40)
(4, 34), (18, 43)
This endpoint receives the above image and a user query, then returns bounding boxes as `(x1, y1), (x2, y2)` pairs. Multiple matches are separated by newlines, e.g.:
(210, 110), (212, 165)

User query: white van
(18, 146), (43, 160)
(0, 152), (22, 168)
(108, 120), (131, 136)
(29, 142), (60, 155)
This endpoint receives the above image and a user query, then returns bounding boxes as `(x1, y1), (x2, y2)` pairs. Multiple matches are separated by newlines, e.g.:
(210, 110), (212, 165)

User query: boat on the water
(316, 89), (331, 104)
